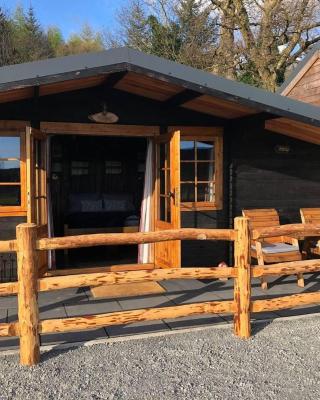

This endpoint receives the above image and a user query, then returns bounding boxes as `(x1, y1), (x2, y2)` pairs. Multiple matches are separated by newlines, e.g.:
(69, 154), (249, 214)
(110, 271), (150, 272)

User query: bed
(64, 192), (140, 236)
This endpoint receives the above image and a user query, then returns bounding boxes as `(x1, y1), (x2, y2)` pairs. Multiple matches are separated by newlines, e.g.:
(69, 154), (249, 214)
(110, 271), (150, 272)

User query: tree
(47, 26), (65, 56)
(11, 5), (54, 63)
(210, 0), (320, 91)
(106, 0), (218, 70)
(0, 8), (13, 66)
(62, 24), (104, 55)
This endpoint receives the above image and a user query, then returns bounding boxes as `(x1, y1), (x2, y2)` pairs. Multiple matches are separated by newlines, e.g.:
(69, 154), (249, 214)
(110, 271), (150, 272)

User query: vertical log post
(234, 217), (251, 338)
(16, 223), (40, 366)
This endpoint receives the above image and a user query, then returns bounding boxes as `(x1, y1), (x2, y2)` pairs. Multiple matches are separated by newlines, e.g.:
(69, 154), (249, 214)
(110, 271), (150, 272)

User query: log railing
(0, 219), (320, 366)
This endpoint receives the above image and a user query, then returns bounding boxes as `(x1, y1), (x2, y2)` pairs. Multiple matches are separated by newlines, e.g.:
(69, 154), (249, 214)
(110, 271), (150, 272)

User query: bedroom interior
(49, 134), (148, 268)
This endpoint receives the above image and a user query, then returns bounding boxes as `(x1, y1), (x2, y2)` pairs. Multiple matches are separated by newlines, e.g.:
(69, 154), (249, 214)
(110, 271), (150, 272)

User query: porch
(0, 272), (319, 351)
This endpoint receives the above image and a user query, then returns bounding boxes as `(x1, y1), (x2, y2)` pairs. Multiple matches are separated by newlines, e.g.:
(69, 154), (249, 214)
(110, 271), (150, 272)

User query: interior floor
(49, 135), (147, 268)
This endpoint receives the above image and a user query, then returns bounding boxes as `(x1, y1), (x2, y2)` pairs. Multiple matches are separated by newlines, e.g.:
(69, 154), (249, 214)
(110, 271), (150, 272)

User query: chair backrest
(242, 208), (280, 231)
(300, 208), (320, 224)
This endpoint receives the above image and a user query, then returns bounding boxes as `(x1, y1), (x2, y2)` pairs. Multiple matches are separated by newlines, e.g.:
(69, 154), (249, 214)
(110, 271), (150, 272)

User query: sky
(2, 0), (129, 39)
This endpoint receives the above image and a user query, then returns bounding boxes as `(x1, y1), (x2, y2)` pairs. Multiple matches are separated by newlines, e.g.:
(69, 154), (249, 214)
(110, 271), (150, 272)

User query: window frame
(178, 128), (223, 212)
(0, 131), (27, 216)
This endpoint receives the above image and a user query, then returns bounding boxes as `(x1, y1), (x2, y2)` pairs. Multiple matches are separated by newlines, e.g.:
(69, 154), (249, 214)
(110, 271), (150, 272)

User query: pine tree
(11, 5), (54, 63)
(0, 8), (13, 66)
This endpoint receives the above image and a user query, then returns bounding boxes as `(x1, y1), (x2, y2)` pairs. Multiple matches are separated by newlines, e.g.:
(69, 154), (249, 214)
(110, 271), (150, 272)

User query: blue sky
(2, 0), (129, 39)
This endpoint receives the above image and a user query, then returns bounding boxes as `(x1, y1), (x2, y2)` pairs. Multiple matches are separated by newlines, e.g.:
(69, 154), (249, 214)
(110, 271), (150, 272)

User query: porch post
(16, 223), (40, 366)
(233, 217), (251, 338)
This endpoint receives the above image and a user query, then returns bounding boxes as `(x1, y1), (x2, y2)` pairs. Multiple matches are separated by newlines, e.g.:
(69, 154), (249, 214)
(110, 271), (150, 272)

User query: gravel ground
(0, 316), (320, 400)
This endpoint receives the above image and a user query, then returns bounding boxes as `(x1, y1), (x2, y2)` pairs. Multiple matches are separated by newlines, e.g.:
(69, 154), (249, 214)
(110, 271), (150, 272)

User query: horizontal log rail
(0, 239), (17, 253)
(0, 322), (18, 337)
(39, 300), (235, 334)
(38, 267), (236, 292)
(252, 259), (320, 277)
(252, 223), (320, 240)
(251, 292), (320, 312)
(36, 228), (236, 251)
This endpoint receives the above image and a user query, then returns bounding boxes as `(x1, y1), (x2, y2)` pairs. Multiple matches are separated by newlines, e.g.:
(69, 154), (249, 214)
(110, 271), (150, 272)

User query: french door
(26, 127), (48, 275)
(154, 130), (181, 268)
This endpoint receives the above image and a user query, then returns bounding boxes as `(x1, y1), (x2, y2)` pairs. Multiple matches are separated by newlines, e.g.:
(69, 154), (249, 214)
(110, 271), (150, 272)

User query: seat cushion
(251, 242), (299, 254)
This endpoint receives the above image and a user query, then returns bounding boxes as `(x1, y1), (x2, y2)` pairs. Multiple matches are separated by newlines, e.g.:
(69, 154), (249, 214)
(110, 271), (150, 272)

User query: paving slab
(106, 320), (169, 337)
(65, 300), (122, 317)
(118, 294), (175, 311)
(0, 296), (17, 309)
(0, 309), (6, 323)
(38, 288), (88, 306)
(166, 290), (221, 305)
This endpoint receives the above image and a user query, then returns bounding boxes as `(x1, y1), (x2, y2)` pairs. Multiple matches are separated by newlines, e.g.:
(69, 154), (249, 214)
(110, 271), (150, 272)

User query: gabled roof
(279, 43), (320, 95)
(1, 47), (320, 127)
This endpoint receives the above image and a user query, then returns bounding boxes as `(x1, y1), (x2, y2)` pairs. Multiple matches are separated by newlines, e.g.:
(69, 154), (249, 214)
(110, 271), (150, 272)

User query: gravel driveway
(0, 316), (320, 400)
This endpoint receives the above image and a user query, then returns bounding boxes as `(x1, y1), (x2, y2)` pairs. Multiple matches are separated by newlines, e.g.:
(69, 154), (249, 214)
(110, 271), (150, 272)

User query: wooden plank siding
(284, 53), (320, 105)
(1, 84), (320, 270)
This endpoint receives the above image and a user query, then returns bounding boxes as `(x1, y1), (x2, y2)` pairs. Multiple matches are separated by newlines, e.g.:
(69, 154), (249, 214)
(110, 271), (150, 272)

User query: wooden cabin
(1, 47), (320, 281)
(280, 43), (320, 105)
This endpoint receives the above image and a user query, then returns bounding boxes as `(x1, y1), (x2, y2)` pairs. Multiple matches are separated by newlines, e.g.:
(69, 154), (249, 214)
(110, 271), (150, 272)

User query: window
(0, 133), (26, 214)
(71, 161), (89, 176)
(105, 161), (122, 175)
(180, 135), (222, 211)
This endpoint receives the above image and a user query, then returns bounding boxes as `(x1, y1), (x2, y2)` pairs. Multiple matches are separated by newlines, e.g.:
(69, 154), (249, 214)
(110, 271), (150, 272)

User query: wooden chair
(242, 209), (304, 290)
(300, 208), (320, 257)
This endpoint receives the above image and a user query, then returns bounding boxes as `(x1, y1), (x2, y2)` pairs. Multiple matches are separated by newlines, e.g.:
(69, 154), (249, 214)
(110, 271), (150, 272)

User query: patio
(1, 272), (319, 351)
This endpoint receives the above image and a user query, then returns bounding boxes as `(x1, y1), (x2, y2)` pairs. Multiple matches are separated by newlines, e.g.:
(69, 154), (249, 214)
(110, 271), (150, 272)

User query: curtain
(138, 140), (153, 263)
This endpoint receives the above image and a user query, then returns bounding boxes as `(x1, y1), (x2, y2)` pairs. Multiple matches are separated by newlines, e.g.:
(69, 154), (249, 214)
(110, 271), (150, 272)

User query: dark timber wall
(230, 124), (320, 224)
(2, 86), (320, 268)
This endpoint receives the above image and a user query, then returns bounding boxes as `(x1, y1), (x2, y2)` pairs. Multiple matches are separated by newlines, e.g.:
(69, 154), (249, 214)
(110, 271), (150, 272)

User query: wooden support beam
(38, 267), (236, 292)
(16, 223), (40, 366)
(163, 89), (202, 108)
(39, 300), (234, 334)
(40, 122), (159, 136)
(252, 223), (320, 240)
(251, 292), (320, 312)
(103, 71), (128, 89)
(233, 217), (251, 339)
(37, 228), (236, 251)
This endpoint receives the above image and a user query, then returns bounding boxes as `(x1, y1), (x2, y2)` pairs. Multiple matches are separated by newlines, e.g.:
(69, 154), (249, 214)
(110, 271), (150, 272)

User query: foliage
(1, 1), (320, 92)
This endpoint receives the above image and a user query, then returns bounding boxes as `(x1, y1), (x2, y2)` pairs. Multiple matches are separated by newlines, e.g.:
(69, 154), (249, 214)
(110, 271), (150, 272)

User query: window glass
(181, 183), (195, 202)
(0, 160), (20, 182)
(197, 162), (214, 182)
(180, 140), (194, 161)
(181, 162), (195, 181)
(0, 186), (21, 206)
(197, 183), (214, 202)
(180, 138), (217, 207)
(197, 141), (214, 161)
(0, 137), (20, 159)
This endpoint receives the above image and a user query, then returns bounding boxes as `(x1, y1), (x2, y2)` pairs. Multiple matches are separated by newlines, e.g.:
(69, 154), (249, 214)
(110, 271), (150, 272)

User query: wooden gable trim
(281, 52), (320, 96)
(40, 122), (160, 136)
(265, 118), (320, 145)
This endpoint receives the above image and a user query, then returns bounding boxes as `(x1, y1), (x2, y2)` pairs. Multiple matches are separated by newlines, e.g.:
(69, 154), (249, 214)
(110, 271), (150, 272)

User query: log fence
(0, 217), (320, 365)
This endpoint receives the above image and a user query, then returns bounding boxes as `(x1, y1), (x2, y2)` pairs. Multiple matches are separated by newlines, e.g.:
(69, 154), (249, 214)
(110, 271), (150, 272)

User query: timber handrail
(252, 223), (320, 240)
(36, 228), (236, 251)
